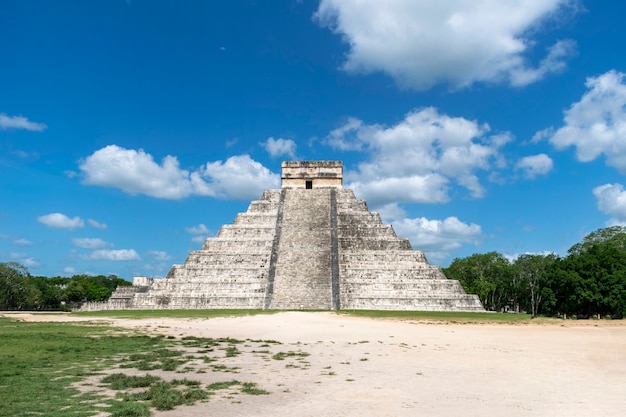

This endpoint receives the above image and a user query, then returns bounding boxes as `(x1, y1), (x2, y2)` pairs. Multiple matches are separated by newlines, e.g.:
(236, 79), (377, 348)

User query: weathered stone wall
(335, 189), (484, 311)
(281, 160), (342, 189)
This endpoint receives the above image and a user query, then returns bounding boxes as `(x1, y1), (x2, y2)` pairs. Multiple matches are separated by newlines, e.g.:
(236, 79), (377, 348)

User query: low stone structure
(81, 161), (483, 311)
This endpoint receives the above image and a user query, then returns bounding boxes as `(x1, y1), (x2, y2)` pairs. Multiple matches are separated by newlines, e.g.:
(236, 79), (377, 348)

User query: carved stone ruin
(82, 161), (484, 311)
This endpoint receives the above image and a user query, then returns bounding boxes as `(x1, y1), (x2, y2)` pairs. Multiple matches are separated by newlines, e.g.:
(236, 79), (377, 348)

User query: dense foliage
(444, 226), (626, 318)
(0, 262), (130, 310)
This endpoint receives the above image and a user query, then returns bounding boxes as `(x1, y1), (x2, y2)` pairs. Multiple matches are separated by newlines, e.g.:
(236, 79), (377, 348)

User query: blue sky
(2, 0), (626, 279)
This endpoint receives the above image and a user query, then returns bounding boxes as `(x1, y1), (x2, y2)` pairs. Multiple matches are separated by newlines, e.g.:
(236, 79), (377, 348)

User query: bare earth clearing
(7, 312), (626, 417)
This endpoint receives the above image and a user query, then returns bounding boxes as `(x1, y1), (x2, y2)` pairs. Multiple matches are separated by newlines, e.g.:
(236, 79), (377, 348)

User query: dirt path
(5, 312), (626, 416)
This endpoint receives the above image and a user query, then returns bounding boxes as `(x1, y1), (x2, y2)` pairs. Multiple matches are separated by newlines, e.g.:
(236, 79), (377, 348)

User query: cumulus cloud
(592, 183), (626, 225)
(263, 137), (297, 158)
(88, 219), (107, 229)
(37, 213), (84, 230)
(79, 145), (279, 200)
(72, 238), (111, 249)
(328, 107), (509, 206)
(13, 238), (32, 247)
(186, 223), (211, 243)
(146, 250), (172, 261)
(64, 266), (76, 274)
(82, 249), (141, 261)
(314, 0), (577, 90)
(21, 257), (39, 268)
(199, 155), (281, 200)
(7, 252), (40, 268)
(516, 154), (554, 179)
(0, 113), (47, 131)
(546, 70), (626, 173)
(391, 215), (482, 264)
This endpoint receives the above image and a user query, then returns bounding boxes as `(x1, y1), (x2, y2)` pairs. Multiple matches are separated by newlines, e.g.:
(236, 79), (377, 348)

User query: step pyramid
(91, 161), (484, 311)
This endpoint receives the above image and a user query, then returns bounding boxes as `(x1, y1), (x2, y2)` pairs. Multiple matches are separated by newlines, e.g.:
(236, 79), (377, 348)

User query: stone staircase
(269, 189), (334, 309)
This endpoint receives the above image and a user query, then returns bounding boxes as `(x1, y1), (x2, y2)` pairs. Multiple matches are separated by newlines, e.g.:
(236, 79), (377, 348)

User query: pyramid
(90, 161), (484, 311)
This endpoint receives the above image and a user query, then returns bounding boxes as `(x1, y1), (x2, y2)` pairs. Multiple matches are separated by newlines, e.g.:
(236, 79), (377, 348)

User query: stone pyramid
(94, 161), (483, 311)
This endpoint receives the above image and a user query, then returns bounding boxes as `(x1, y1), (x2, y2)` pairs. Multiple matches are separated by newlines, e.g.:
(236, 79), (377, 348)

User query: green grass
(207, 380), (269, 395)
(337, 310), (539, 324)
(0, 317), (170, 417)
(101, 373), (161, 390)
(272, 350), (310, 360)
(73, 308), (544, 324)
(0, 316), (277, 416)
(73, 309), (277, 319)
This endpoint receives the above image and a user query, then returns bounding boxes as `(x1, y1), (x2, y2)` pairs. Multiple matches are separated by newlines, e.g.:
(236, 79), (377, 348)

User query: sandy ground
(4, 312), (626, 417)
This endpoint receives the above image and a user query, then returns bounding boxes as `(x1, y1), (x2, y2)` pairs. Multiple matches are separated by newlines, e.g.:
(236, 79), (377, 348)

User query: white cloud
(72, 238), (111, 249)
(516, 153), (554, 179)
(82, 249), (141, 261)
(328, 107), (509, 206)
(263, 137), (297, 158)
(186, 224), (210, 235)
(503, 251), (556, 263)
(37, 213), (84, 230)
(146, 250), (172, 261)
(13, 238), (32, 247)
(314, 0), (577, 90)
(391, 215), (482, 264)
(186, 223), (211, 244)
(199, 155), (281, 200)
(88, 219), (107, 229)
(7, 252), (39, 268)
(64, 266), (76, 274)
(547, 70), (626, 173)
(0, 113), (47, 131)
(79, 145), (279, 200)
(592, 183), (626, 225)
(21, 257), (39, 268)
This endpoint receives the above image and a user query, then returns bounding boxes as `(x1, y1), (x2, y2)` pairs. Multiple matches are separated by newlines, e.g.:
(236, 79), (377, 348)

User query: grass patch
(73, 309), (277, 319)
(109, 400), (151, 417)
(207, 380), (269, 396)
(0, 317), (170, 417)
(101, 373), (161, 390)
(119, 348), (186, 372)
(338, 310), (538, 324)
(240, 382), (270, 395)
(272, 350), (310, 360)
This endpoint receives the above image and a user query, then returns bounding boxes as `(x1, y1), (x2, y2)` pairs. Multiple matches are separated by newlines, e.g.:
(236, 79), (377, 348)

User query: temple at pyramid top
(281, 160), (343, 189)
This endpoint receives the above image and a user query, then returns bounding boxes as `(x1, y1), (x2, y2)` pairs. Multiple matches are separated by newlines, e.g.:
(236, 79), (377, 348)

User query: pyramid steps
(269, 189), (333, 309)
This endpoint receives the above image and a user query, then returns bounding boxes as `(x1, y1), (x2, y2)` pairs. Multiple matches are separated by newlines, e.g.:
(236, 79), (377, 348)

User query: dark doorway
(305, 180), (313, 189)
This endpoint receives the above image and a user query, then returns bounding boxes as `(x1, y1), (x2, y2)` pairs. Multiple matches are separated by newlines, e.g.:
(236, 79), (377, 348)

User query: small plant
(207, 380), (241, 391)
(224, 346), (241, 357)
(101, 373), (160, 390)
(109, 400), (151, 417)
(272, 350), (310, 360)
(240, 382), (269, 395)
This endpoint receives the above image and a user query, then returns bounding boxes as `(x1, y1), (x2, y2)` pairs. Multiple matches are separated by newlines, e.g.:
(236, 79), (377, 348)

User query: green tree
(513, 253), (557, 318)
(568, 226), (626, 256)
(445, 252), (512, 311)
(0, 263), (40, 310)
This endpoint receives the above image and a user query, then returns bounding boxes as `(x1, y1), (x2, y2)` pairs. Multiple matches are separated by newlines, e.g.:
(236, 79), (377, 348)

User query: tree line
(444, 226), (626, 319)
(0, 262), (131, 311)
